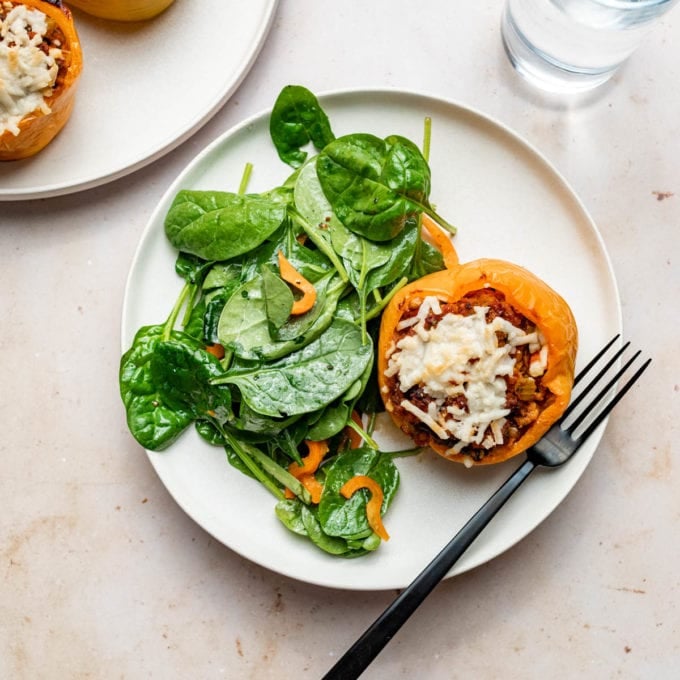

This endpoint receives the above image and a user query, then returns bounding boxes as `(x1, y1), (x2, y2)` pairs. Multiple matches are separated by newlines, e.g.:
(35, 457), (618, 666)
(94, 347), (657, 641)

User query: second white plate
(0, 0), (279, 200)
(121, 89), (621, 590)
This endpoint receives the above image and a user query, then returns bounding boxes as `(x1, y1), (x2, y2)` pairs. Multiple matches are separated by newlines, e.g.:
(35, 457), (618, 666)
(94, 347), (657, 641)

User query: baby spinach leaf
(149, 340), (231, 425)
(306, 401), (351, 441)
(233, 400), (304, 438)
(293, 157), (343, 234)
(272, 272), (345, 342)
(216, 274), (269, 356)
(275, 500), (371, 557)
(318, 446), (400, 539)
(270, 85), (335, 168)
(215, 318), (373, 418)
(295, 158), (393, 285)
(261, 266), (295, 332)
(195, 419), (226, 447)
(239, 219), (332, 285)
(364, 217), (419, 290)
(119, 325), (194, 451)
(203, 283), (240, 344)
(300, 505), (360, 555)
(275, 498), (308, 536)
(316, 133), (432, 241)
(183, 297), (207, 341)
(202, 261), (243, 291)
(175, 252), (214, 285)
(409, 236), (445, 280)
(347, 533), (381, 552)
(165, 190), (287, 261)
(217, 271), (344, 360)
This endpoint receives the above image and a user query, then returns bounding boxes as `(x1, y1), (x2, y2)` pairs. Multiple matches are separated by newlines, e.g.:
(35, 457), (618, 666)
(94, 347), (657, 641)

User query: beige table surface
(2, 1), (679, 678)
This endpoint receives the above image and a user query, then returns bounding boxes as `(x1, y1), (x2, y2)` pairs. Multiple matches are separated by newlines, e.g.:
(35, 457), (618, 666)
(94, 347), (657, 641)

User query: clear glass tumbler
(501, 0), (679, 93)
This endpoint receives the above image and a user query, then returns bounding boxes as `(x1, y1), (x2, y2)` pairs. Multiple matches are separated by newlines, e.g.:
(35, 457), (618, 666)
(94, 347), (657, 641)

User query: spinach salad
(120, 85), (456, 558)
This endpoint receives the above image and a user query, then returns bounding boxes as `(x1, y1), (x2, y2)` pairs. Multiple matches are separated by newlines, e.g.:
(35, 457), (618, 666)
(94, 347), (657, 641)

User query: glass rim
(582, 0), (677, 7)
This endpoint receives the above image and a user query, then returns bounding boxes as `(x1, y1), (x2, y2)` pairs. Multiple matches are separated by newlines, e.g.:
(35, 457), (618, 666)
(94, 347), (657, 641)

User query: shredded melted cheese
(1, 4), (62, 136)
(385, 296), (545, 452)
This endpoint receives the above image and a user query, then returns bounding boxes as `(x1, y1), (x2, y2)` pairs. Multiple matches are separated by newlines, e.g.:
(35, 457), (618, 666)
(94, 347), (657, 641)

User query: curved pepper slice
(378, 249), (578, 466)
(340, 475), (389, 541)
(284, 440), (329, 504)
(277, 250), (317, 315)
(0, 1), (83, 161)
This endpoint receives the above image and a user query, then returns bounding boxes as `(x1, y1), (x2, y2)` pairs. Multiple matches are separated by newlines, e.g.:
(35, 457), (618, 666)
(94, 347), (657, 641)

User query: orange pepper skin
(277, 251), (317, 315)
(378, 258), (578, 466)
(340, 476), (389, 541)
(288, 439), (328, 478)
(0, 1), (83, 161)
(66, 0), (175, 22)
(421, 215), (459, 269)
(205, 343), (226, 360)
(285, 440), (328, 503)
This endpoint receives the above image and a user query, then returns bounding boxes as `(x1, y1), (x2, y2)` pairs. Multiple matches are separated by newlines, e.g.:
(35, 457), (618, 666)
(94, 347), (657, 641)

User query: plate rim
(121, 86), (622, 590)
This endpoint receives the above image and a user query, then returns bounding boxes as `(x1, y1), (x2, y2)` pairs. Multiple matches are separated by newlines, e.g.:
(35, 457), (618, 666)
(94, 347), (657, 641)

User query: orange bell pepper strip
(421, 215), (459, 269)
(0, 1), (83, 161)
(205, 343), (225, 359)
(285, 440), (329, 503)
(288, 439), (328, 478)
(277, 251), (317, 315)
(377, 257), (578, 466)
(298, 474), (324, 504)
(284, 473), (323, 504)
(340, 476), (389, 541)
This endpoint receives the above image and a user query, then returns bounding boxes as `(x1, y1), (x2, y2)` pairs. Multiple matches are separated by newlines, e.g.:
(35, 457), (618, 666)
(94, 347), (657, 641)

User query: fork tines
(562, 335), (651, 442)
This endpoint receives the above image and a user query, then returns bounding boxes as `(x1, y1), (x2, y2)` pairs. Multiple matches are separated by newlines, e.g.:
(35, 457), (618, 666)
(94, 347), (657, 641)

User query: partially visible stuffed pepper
(378, 225), (578, 467)
(66, 0), (175, 21)
(0, 0), (83, 161)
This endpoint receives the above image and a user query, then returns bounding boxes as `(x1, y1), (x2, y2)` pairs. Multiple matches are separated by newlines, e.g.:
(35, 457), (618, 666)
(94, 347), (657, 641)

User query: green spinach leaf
(270, 85), (335, 168)
(202, 261), (243, 291)
(203, 283), (240, 345)
(119, 325), (194, 450)
(261, 265), (294, 332)
(316, 133), (431, 241)
(149, 340), (231, 425)
(306, 400), (352, 441)
(165, 190), (288, 261)
(275, 498), (308, 536)
(175, 252), (214, 284)
(318, 446), (400, 539)
(217, 271), (344, 360)
(409, 235), (446, 280)
(215, 318), (373, 417)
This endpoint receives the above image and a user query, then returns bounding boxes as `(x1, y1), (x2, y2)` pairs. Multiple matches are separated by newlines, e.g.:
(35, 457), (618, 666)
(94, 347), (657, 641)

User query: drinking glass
(501, 0), (679, 93)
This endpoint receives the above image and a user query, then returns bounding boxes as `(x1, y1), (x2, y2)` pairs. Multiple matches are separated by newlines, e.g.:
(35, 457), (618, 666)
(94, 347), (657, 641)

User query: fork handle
(322, 458), (537, 680)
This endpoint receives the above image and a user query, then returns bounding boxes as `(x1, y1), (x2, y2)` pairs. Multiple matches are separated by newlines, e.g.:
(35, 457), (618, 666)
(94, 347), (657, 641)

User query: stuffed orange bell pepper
(0, 0), (83, 161)
(378, 232), (578, 467)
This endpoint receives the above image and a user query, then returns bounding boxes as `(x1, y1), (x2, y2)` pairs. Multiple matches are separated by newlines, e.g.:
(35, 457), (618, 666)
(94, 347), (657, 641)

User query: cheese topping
(385, 296), (545, 451)
(1, 4), (62, 136)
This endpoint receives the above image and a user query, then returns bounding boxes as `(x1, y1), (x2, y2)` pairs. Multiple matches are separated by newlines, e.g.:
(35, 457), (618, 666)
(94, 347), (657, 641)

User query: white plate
(121, 89), (621, 591)
(0, 0), (278, 200)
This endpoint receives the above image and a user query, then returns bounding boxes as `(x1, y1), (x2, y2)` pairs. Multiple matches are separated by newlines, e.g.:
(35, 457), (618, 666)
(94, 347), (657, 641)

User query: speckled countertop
(1, 1), (679, 678)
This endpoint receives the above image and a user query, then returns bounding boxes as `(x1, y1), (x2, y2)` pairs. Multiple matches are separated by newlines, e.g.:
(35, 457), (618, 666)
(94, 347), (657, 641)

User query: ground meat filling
(383, 288), (554, 462)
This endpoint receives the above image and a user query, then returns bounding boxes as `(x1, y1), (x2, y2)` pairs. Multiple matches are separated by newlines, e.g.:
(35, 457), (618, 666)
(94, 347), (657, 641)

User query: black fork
(323, 336), (651, 680)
